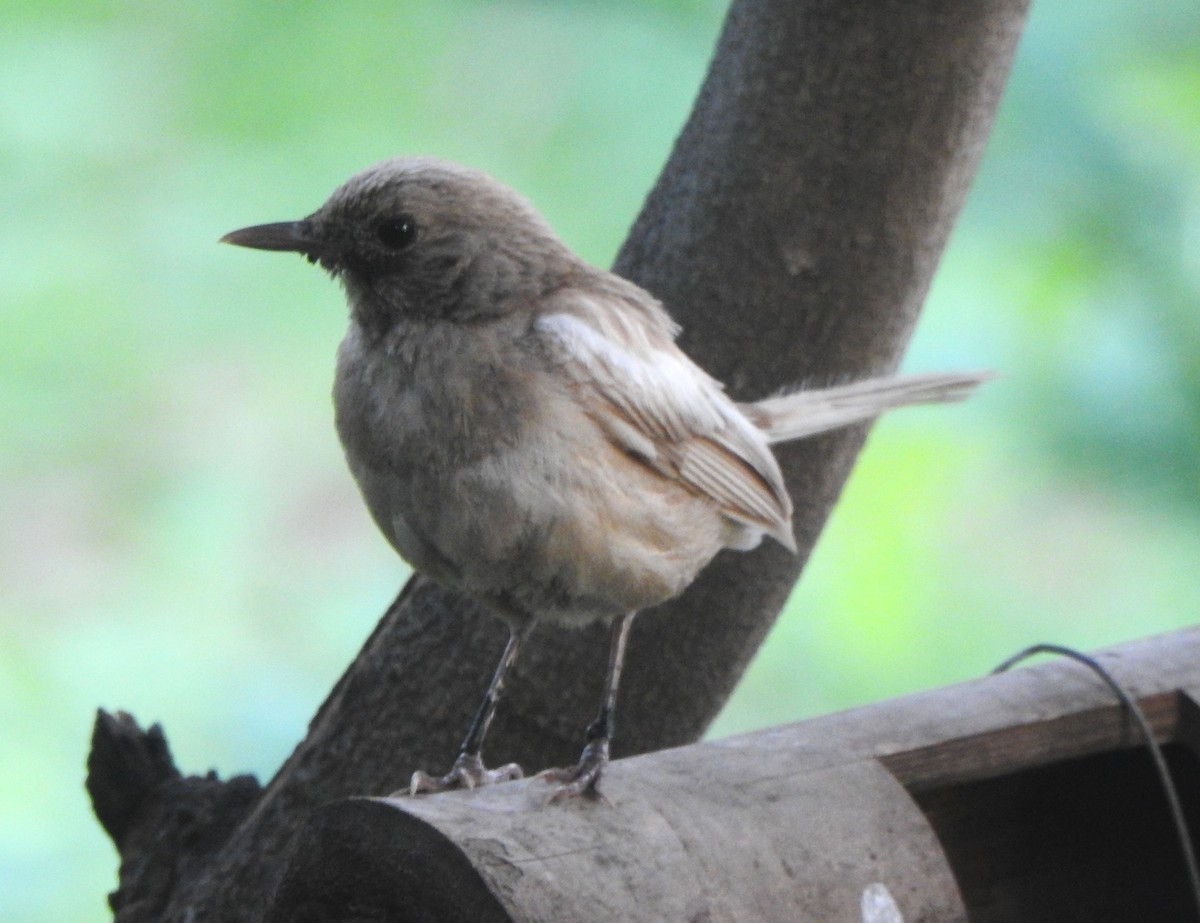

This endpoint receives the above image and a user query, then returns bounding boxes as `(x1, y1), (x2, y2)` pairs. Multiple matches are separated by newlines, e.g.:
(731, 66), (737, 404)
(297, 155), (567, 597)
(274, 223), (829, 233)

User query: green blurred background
(2, 1), (1197, 919)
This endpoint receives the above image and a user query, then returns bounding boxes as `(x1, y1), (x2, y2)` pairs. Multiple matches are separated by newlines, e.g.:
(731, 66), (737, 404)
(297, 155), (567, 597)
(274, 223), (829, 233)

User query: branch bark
(263, 628), (1200, 923)
(90, 0), (1030, 919)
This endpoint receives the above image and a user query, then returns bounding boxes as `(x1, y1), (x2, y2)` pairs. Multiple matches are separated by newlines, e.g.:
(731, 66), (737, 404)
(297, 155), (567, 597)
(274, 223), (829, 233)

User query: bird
(221, 157), (987, 799)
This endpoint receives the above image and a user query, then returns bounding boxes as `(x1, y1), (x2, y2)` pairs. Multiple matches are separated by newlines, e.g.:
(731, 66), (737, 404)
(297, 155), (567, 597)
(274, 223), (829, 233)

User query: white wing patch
(537, 309), (724, 439)
(535, 300), (795, 551)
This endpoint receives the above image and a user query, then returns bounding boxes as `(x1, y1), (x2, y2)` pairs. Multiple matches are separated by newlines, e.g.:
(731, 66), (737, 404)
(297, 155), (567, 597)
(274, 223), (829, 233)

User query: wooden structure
(264, 629), (1200, 922)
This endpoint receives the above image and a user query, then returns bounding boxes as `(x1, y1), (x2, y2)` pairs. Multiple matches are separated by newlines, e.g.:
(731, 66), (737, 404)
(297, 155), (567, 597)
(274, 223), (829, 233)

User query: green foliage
(0, 1), (1196, 919)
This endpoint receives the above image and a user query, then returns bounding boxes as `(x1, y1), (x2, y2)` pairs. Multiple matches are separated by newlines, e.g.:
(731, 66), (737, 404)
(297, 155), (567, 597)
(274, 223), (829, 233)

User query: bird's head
(222, 158), (577, 332)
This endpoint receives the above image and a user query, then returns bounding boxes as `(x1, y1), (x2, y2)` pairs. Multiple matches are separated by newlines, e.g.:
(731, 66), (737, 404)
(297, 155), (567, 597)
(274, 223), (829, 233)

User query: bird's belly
(351, 435), (726, 628)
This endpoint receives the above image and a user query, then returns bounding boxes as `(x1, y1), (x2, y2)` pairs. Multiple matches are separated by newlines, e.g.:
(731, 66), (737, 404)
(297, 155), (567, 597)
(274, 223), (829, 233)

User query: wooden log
(265, 628), (1200, 922)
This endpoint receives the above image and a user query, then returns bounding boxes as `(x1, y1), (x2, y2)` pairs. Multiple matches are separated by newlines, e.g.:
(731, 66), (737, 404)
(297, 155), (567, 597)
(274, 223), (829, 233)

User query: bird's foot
(537, 738), (610, 802)
(404, 752), (523, 796)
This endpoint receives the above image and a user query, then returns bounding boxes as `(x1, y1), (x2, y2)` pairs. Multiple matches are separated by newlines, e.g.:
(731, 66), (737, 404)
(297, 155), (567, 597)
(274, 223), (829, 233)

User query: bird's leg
(541, 612), (635, 800)
(407, 624), (529, 795)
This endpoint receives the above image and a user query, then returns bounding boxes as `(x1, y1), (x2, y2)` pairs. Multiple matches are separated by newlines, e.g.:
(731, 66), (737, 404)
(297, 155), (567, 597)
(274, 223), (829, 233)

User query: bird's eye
(375, 216), (417, 250)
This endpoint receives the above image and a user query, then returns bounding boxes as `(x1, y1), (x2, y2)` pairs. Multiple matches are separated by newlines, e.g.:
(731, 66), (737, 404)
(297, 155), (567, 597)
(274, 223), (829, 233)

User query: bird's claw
(537, 738), (610, 802)
(404, 752), (523, 796)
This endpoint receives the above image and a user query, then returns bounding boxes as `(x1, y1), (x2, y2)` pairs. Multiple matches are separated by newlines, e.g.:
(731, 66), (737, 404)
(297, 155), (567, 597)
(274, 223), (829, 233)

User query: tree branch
(265, 629), (1200, 922)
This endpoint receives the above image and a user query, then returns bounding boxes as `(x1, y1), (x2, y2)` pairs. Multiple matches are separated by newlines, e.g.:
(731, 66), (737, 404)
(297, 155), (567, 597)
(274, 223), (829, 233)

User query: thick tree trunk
(88, 1), (1030, 919)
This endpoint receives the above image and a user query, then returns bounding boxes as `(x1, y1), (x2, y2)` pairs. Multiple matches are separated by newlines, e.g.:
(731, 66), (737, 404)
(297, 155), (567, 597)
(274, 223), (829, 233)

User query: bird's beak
(220, 221), (319, 254)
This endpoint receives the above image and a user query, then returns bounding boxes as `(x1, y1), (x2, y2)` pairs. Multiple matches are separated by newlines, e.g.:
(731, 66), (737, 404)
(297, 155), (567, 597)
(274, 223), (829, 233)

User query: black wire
(993, 642), (1200, 920)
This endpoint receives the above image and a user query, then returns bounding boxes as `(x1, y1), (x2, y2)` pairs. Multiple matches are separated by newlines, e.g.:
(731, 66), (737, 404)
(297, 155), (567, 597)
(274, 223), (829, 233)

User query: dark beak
(220, 221), (319, 255)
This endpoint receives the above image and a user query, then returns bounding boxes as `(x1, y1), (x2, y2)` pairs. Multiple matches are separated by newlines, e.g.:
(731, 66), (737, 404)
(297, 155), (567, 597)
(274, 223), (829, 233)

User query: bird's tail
(751, 371), (992, 444)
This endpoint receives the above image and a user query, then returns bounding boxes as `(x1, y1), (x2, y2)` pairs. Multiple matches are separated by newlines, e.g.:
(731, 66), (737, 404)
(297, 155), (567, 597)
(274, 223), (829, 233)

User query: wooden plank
(884, 691), (1187, 792)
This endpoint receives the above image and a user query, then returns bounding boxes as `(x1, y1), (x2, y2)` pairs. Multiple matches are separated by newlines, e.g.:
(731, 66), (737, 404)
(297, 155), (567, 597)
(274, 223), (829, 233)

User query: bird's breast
(331, 318), (546, 567)
(330, 318), (728, 626)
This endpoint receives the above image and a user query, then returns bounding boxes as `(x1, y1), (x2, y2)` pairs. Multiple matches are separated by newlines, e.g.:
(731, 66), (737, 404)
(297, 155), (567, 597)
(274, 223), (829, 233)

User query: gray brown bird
(222, 157), (987, 798)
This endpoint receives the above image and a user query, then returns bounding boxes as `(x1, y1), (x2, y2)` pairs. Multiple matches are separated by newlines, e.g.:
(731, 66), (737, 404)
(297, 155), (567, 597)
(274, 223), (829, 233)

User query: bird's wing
(534, 289), (795, 550)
